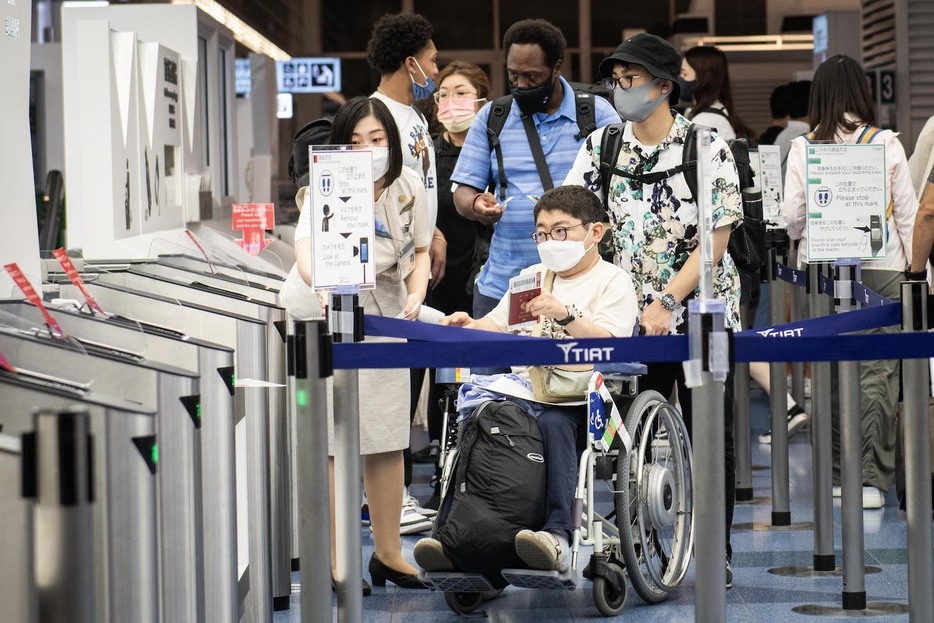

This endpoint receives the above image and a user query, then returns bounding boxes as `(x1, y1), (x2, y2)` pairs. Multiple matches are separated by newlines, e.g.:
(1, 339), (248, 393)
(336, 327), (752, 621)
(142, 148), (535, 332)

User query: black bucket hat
(599, 33), (682, 101)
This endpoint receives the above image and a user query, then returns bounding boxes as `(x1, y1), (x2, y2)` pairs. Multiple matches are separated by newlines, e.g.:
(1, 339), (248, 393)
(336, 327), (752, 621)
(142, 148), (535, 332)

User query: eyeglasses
(530, 222), (589, 244)
(601, 74), (649, 91)
(433, 90), (479, 103)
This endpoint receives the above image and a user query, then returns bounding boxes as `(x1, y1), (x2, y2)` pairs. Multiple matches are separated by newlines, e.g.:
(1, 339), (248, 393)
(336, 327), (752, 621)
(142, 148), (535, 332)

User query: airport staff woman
(294, 96), (431, 590)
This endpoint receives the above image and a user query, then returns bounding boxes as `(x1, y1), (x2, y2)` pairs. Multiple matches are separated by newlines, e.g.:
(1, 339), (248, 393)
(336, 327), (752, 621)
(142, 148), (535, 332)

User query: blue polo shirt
(451, 77), (620, 299)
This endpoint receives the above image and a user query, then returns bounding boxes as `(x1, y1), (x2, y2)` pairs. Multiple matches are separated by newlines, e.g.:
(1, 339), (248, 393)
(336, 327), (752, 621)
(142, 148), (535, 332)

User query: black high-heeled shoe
(331, 576), (372, 596)
(368, 553), (427, 589)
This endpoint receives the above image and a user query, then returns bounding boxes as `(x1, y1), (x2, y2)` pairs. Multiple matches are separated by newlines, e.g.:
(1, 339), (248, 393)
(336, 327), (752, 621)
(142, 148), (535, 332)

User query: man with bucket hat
(563, 32), (743, 588)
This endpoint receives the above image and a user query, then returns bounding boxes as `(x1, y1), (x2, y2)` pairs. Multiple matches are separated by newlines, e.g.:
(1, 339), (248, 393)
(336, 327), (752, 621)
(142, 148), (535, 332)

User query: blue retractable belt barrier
(331, 306), (925, 369)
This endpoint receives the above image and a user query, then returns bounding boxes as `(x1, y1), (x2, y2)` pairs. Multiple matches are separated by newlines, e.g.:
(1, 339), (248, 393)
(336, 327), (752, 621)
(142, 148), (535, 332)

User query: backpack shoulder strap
(802, 132), (816, 143)
(681, 123), (700, 205)
(856, 125), (883, 144)
(692, 106), (731, 121)
(573, 89), (598, 140)
(598, 123), (625, 212)
(486, 95), (514, 201)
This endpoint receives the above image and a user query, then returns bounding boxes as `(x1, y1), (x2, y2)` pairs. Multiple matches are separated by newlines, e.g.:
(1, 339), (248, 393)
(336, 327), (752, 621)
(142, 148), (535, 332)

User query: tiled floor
(276, 384), (918, 622)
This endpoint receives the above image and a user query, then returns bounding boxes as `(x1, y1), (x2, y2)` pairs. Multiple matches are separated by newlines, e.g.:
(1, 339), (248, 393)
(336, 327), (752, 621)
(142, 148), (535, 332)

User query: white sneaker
(514, 529), (562, 571)
(757, 406), (809, 444)
(862, 486), (885, 509)
(832, 486), (841, 498)
(404, 494), (437, 519)
(400, 496), (433, 535)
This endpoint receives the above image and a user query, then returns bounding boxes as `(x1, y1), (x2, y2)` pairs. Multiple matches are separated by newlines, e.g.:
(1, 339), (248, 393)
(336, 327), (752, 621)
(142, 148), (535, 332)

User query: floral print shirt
(563, 112), (742, 333)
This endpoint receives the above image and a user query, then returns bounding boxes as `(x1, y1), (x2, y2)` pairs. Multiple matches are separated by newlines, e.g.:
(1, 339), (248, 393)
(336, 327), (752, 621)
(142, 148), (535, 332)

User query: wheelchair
(420, 365), (695, 617)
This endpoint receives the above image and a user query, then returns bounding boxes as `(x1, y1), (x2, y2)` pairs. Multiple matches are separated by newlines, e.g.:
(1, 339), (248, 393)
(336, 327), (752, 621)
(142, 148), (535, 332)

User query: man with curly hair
(366, 11), (443, 537)
(367, 12), (443, 278)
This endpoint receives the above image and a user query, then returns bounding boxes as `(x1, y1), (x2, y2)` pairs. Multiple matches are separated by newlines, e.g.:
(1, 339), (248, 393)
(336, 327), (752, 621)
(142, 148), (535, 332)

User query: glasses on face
(433, 89), (479, 103)
(530, 222), (589, 244)
(602, 73), (648, 91)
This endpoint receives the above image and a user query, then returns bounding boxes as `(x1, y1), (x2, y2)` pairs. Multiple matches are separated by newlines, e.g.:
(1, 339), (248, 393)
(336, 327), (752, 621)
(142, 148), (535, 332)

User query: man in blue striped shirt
(451, 18), (620, 323)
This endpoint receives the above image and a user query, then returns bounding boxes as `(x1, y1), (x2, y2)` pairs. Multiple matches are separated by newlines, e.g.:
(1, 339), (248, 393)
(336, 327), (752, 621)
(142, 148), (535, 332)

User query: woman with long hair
(679, 45), (755, 140)
(294, 95), (431, 589)
(781, 54), (918, 509)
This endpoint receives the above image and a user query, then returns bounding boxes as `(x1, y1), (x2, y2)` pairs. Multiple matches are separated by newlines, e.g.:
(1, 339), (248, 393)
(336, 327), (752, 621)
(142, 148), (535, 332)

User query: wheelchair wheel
(592, 562), (627, 617)
(444, 591), (484, 615)
(615, 390), (694, 603)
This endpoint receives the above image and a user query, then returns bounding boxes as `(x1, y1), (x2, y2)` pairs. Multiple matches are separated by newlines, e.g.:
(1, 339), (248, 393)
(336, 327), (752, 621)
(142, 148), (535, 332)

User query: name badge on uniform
(398, 238), (416, 277)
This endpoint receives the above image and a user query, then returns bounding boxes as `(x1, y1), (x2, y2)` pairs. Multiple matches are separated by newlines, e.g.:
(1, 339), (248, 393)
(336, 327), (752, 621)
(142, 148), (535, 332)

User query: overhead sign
(757, 145), (783, 225)
(235, 58), (251, 96)
(308, 148), (375, 290)
(805, 143), (887, 261)
(276, 57), (341, 94)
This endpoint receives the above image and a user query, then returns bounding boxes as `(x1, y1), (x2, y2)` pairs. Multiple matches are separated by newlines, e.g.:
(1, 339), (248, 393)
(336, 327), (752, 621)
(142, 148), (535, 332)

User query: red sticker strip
(0, 351), (15, 373)
(52, 248), (107, 315)
(4, 263), (66, 338)
(185, 229), (219, 274)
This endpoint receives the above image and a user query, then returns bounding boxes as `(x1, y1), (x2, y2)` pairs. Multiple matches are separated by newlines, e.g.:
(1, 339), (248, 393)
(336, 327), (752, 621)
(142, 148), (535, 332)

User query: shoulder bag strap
(521, 114), (555, 191)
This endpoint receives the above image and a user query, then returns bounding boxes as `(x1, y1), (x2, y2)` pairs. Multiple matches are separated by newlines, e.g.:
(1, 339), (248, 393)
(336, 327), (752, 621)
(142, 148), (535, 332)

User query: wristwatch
(659, 293), (677, 311)
(905, 265), (928, 281)
(555, 305), (577, 326)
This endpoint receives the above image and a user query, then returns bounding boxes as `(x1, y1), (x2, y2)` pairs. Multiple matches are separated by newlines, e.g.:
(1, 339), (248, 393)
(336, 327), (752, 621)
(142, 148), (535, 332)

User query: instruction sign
(276, 57), (341, 94)
(232, 203), (274, 255)
(757, 145), (783, 225)
(308, 148), (375, 290)
(805, 143), (887, 261)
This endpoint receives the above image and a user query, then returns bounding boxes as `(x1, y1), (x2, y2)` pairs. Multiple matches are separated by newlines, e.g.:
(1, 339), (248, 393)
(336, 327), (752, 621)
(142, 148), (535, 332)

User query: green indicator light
(151, 444), (159, 464)
(196, 403), (201, 419)
(296, 389), (309, 408)
(231, 374), (236, 387)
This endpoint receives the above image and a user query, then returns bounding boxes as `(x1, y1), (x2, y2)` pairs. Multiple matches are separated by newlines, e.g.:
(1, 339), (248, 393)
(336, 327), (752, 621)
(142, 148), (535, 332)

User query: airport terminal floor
(276, 384), (915, 622)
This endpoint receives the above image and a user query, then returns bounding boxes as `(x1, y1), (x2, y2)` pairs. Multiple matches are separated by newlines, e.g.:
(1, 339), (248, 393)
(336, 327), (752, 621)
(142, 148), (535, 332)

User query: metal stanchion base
(814, 554), (836, 572)
(772, 511), (791, 525)
(733, 521), (814, 531)
(291, 558), (300, 572)
(793, 602), (908, 617)
(769, 565), (880, 578)
(273, 596), (290, 611)
(736, 487), (754, 501)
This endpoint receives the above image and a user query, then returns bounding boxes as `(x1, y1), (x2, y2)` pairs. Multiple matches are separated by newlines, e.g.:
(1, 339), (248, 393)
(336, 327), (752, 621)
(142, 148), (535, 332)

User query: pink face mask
(437, 97), (480, 133)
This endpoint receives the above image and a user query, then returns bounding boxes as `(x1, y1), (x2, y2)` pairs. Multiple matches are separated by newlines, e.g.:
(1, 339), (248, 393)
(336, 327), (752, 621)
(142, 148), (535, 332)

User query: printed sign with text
(757, 145), (783, 225)
(308, 148), (376, 290)
(805, 143), (887, 261)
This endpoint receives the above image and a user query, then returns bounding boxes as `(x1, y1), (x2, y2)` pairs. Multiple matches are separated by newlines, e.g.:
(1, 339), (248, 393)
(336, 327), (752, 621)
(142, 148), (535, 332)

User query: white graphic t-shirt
(372, 91), (438, 231)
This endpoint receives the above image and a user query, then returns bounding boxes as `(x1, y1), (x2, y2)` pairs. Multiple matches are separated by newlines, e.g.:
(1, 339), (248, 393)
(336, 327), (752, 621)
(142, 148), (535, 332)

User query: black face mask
(511, 73), (557, 115)
(678, 77), (696, 103)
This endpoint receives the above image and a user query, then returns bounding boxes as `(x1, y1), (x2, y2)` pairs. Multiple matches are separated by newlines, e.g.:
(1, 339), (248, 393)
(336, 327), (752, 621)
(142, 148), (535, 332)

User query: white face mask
(536, 226), (595, 272)
(370, 146), (390, 180)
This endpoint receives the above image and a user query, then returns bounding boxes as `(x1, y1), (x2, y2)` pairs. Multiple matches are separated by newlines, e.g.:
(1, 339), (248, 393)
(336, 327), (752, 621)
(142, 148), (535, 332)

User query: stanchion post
(807, 262), (835, 571)
(734, 361), (753, 501)
(331, 291), (363, 623)
(294, 319), (334, 623)
(766, 229), (791, 526)
(788, 241), (807, 409)
(900, 279), (934, 623)
(687, 127), (727, 622)
(24, 407), (95, 623)
(834, 259), (866, 609)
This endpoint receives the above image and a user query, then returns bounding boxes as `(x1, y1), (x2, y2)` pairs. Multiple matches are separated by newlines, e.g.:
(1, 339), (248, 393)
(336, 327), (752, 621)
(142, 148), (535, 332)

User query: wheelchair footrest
(419, 572), (496, 593)
(500, 567), (580, 590)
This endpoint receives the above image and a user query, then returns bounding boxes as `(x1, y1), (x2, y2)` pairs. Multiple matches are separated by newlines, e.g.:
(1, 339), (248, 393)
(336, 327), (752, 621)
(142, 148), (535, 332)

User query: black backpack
(288, 117), (333, 187)
(435, 400), (547, 587)
(598, 122), (767, 303)
(485, 84), (607, 201)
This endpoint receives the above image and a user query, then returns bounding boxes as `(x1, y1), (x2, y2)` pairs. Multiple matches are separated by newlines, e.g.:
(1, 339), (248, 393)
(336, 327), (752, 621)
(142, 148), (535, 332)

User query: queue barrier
(318, 287), (933, 622)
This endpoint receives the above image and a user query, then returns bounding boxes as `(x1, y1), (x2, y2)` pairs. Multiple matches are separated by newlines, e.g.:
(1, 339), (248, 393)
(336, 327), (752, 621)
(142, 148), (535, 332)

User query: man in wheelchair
(414, 185), (639, 572)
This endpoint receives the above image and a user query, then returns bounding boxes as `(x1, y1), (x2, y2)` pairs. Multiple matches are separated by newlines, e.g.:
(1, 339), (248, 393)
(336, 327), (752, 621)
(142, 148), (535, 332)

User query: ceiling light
(170, 0), (291, 61)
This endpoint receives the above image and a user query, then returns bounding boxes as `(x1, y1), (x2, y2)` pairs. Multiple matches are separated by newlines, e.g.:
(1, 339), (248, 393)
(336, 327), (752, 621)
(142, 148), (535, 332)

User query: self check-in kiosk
(52, 279), (275, 622)
(0, 368), (156, 623)
(0, 325), (201, 623)
(0, 300), (239, 623)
